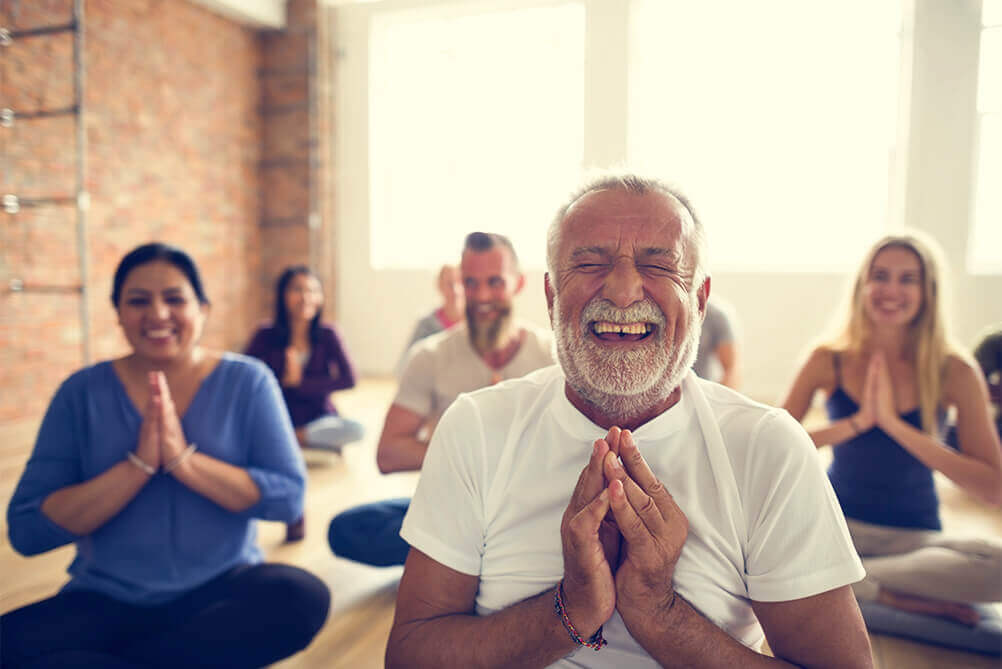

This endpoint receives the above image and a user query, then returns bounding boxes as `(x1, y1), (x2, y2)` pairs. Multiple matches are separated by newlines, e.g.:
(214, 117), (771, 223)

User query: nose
(603, 258), (645, 308)
(150, 298), (170, 320)
(468, 282), (491, 304)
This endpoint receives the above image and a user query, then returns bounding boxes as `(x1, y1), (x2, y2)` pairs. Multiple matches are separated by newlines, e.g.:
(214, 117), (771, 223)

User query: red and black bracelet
(553, 581), (607, 651)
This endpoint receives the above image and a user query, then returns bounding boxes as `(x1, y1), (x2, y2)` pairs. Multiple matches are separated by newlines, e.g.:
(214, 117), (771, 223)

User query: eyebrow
(570, 246), (680, 261)
(638, 247), (678, 262)
(124, 286), (186, 295)
(569, 246), (609, 259)
(870, 265), (920, 276)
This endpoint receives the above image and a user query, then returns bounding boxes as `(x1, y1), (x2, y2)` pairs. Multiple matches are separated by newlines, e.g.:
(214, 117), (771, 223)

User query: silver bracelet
(164, 443), (198, 473)
(127, 451), (156, 476)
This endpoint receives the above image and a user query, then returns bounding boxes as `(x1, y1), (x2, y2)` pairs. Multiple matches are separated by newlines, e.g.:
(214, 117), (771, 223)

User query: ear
(514, 272), (526, 296)
(696, 276), (710, 319)
(544, 273), (555, 323)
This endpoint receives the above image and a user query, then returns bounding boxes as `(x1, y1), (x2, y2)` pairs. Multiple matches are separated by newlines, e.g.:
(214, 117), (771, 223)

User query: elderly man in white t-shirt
(387, 173), (873, 668)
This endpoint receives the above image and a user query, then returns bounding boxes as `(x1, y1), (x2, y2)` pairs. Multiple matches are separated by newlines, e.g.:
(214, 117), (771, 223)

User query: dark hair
(274, 265), (323, 348)
(463, 232), (519, 270)
(111, 242), (210, 307)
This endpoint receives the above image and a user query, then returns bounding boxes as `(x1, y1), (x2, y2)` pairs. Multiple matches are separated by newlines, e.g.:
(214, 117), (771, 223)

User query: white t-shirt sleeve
(394, 344), (436, 417)
(741, 409), (864, 602)
(400, 394), (486, 576)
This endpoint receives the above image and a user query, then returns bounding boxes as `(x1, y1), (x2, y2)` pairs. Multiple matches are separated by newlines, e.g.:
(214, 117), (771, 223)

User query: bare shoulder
(801, 345), (839, 386)
(942, 351), (985, 399)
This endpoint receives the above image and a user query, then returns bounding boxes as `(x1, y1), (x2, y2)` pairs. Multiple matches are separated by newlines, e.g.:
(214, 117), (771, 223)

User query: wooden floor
(2, 377), (1001, 668)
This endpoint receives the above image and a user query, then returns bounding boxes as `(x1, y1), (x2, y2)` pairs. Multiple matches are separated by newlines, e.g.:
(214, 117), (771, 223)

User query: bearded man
(386, 174), (873, 667)
(328, 232), (553, 567)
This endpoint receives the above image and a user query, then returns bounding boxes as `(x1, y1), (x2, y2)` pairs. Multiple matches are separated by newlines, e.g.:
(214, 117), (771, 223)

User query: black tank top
(824, 352), (944, 530)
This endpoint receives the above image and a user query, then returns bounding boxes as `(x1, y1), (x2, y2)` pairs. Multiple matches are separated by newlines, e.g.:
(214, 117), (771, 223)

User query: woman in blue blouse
(245, 266), (364, 541)
(782, 234), (1002, 644)
(2, 243), (330, 668)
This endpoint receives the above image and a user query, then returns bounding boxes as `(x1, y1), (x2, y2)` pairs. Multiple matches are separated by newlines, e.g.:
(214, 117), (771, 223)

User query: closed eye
(640, 264), (673, 273)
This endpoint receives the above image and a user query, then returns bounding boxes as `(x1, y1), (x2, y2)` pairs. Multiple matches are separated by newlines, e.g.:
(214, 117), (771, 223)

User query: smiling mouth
(590, 321), (655, 342)
(144, 328), (175, 340)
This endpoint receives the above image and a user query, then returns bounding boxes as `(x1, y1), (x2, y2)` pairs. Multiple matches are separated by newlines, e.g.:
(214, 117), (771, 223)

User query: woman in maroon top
(245, 266), (364, 540)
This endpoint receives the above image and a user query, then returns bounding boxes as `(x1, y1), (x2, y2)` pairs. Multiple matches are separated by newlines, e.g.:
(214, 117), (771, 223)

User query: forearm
(170, 452), (262, 512)
(807, 415), (861, 448)
(40, 460), (150, 535)
(387, 586), (579, 669)
(626, 595), (795, 668)
(294, 374), (353, 397)
(377, 435), (429, 473)
(885, 418), (1002, 503)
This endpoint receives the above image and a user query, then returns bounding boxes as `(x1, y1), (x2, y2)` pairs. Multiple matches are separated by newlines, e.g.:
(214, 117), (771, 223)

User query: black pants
(1, 563), (330, 669)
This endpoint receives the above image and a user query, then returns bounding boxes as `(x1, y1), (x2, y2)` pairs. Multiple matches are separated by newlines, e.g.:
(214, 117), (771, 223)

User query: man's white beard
(552, 293), (701, 423)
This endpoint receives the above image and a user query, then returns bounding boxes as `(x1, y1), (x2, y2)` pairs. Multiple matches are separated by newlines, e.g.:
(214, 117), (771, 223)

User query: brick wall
(0, 0), (275, 504)
(258, 0), (336, 317)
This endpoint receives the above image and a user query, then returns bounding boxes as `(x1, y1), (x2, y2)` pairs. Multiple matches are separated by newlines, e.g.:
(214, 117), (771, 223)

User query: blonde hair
(831, 232), (958, 434)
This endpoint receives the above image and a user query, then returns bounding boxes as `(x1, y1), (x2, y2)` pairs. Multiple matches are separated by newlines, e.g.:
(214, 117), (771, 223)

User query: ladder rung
(9, 107), (79, 120)
(14, 196), (77, 207)
(7, 280), (83, 294)
(6, 22), (77, 39)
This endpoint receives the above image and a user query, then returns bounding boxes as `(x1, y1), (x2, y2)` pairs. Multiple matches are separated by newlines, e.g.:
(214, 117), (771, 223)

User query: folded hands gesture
(560, 426), (688, 640)
(136, 371), (190, 472)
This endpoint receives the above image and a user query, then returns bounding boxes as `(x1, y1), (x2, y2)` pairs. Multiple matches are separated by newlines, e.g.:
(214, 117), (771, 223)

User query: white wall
(332, 0), (1002, 402)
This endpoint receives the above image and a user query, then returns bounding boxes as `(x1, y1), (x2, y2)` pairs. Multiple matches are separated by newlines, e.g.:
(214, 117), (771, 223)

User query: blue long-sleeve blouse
(6, 353), (306, 604)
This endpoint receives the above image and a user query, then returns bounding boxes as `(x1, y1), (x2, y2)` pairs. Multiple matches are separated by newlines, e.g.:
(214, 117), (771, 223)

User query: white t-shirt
(401, 366), (864, 668)
(395, 321), (554, 420)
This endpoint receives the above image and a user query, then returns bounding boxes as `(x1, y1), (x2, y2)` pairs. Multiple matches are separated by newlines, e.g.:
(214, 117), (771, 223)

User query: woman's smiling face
(116, 260), (208, 364)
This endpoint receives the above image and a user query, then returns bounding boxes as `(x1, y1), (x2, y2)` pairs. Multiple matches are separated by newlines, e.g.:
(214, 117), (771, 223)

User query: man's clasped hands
(559, 426), (689, 646)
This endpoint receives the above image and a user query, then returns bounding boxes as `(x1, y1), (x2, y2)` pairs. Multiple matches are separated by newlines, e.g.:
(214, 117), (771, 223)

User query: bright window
(627, 0), (903, 272)
(969, 2), (1002, 274)
(368, 3), (585, 270)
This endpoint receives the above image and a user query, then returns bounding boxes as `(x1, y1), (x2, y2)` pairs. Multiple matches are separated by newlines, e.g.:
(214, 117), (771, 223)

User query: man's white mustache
(580, 298), (666, 328)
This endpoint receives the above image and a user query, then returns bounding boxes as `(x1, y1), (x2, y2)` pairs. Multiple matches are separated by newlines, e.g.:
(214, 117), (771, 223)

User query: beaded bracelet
(127, 451), (156, 476)
(164, 443), (198, 473)
(554, 581), (606, 651)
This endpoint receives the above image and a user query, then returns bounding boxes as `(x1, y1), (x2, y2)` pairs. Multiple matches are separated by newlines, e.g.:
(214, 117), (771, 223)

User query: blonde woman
(781, 233), (1002, 651)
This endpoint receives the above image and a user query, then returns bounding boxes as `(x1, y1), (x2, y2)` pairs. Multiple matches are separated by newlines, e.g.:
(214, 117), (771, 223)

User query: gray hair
(546, 172), (708, 290)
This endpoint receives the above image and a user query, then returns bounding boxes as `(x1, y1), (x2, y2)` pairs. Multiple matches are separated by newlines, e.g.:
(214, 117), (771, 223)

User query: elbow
(384, 643), (401, 669)
(222, 488), (264, 514)
(376, 437), (406, 474)
(980, 482), (1002, 508)
(384, 634), (414, 669)
(262, 493), (304, 522)
(246, 475), (305, 521)
(376, 450), (399, 475)
(9, 523), (53, 557)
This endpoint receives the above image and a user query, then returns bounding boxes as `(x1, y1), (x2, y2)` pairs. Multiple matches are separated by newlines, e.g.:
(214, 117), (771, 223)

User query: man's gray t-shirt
(395, 322), (554, 420)
(693, 301), (736, 382)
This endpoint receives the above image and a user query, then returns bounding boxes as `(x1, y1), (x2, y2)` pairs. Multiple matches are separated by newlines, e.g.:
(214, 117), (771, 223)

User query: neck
(564, 382), (682, 432)
(866, 326), (910, 359)
(126, 348), (204, 377)
(289, 319), (310, 339)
